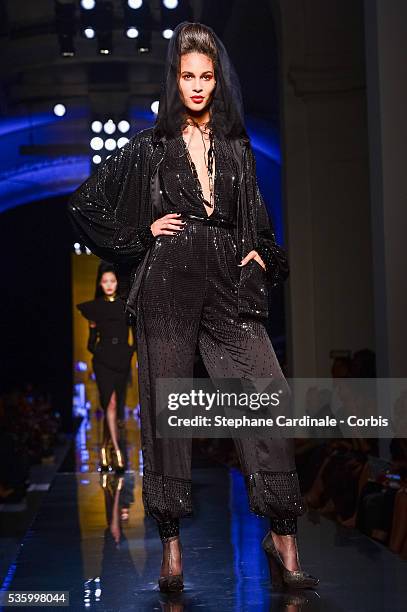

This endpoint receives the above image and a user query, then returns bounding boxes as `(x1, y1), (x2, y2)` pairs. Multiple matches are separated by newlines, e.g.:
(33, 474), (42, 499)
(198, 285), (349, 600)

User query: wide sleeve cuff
(112, 223), (156, 260)
(137, 224), (156, 249)
(254, 233), (289, 288)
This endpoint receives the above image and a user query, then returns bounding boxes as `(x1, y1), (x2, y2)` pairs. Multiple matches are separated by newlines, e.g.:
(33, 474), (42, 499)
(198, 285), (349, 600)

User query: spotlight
(74, 242), (80, 250)
(80, 0), (97, 41)
(162, 29), (173, 39)
(126, 27), (139, 38)
(53, 103), (66, 117)
(137, 31), (151, 53)
(163, 0), (178, 8)
(92, 154), (102, 164)
(118, 120), (130, 133)
(81, 0), (96, 8)
(84, 27), (95, 39)
(128, 0), (143, 8)
(91, 120), (103, 133)
(55, 1), (76, 57)
(103, 119), (116, 134)
(125, 0), (152, 53)
(94, 1), (113, 55)
(90, 137), (104, 151)
(117, 137), (129, 148)
(150, 100), (159, 114)
(104, 138), (116, 151)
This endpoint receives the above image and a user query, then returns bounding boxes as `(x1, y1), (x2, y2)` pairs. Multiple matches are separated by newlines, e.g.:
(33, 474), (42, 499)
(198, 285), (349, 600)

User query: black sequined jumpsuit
(136, 135), (305, 540)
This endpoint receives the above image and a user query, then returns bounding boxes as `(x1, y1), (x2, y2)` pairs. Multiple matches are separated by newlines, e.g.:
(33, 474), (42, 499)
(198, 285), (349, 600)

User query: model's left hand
(238, 250), (266, 270)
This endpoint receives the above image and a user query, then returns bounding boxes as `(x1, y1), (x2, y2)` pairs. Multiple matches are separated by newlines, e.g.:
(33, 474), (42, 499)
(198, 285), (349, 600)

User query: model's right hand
(150, 213), (186, 237)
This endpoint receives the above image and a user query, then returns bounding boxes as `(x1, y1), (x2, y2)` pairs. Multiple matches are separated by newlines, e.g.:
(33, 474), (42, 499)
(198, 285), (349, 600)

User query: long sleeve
(67, 135), (156, 264)
(246, 146), (289, 288)
(254, 184), (289, 287)
(87, 325), (99, 354)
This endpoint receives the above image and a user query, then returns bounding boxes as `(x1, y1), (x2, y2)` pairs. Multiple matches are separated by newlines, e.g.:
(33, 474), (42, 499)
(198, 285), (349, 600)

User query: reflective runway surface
(1, 415), (406, 611)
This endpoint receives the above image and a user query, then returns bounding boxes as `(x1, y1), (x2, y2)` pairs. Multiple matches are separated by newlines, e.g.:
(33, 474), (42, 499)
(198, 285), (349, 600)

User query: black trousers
(135, 220), (305, 536)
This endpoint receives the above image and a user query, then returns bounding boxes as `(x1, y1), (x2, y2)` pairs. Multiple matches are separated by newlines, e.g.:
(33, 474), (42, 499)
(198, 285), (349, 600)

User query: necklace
(104, 293), (117, 302)
(182, 125), (215, 208)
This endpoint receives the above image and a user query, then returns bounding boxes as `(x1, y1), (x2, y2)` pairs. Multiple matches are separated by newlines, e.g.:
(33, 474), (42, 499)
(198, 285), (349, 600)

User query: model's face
(100, 272), (117, 296)
(178, 52), (216, 113)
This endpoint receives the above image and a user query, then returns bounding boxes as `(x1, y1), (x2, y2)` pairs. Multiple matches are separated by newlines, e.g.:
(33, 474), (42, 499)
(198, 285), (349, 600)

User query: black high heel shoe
(157, 520), (184, 593)
(158, 537), (184, 593)
(262, 531), (319, 590)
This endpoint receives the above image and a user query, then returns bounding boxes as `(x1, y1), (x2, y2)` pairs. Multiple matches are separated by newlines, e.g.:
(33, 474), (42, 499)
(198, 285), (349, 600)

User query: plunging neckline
(181, 135), (216, 218)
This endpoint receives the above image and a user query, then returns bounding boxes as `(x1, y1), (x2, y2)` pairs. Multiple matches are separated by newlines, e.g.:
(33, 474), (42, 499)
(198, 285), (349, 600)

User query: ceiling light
(53, 103), (66, 117)
(90, 137), (104, 151)
(81, 0), (96, 9)
(126, 27), (139, 38)
(105, 138), (117, 151)
(103, 119), (116, 134)
(117, 137), (129, 148)
(91, 121), (103, 133)
(118, 120), (130, 133)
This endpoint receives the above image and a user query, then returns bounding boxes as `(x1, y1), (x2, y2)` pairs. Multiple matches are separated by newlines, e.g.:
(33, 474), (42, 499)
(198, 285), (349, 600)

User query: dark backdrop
(1, 196), (73, 432)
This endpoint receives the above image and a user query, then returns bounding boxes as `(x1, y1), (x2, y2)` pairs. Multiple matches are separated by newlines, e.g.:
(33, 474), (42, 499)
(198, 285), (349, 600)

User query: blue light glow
(0, 108), (283, 242)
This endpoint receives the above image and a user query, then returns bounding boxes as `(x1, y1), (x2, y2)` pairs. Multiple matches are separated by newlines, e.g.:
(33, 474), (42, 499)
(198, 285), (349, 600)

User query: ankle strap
(270, 517), (297, 535)
(157, 519), (180, 542)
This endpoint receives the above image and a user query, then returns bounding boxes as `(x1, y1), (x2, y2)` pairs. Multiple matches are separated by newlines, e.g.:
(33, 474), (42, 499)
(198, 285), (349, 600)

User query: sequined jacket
(68, 127), (289, 320)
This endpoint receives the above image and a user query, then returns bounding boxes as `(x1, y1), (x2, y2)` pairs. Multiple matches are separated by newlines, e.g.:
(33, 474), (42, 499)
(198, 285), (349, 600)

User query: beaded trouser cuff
(270, 517), (297, 535)
(142, 469), (193, 522)
(245, 470), (305, 526)
(157, 518), (180, 542)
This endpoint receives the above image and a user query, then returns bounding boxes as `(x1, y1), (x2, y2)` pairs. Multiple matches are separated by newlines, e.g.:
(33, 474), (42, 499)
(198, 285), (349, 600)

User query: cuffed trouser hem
(157, 518), (180, 542)
(270, 517), (297, 535)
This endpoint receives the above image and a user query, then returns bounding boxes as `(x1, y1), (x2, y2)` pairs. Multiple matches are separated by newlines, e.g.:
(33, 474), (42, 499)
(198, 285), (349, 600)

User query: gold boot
(99, 445), (112, 472)
(113, 448), (125, 473)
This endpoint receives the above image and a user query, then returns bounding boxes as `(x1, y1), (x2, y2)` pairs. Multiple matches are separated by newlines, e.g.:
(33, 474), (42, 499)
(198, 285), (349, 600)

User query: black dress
(77, 296), (134, 418)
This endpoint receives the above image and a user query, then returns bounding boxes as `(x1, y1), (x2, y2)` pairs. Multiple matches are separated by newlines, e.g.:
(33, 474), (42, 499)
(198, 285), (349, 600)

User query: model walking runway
(68, 21), (315, 592)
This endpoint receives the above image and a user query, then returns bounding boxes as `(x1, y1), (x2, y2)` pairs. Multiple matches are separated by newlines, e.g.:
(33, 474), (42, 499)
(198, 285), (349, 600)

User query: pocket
(237, 259), (269, 318)
(252, 257), (266, 275)
(250, 259), (268, 289)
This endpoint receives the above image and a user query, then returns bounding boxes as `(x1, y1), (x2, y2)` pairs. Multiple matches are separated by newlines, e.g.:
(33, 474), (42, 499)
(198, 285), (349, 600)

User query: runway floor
(1, 413), (406, 611)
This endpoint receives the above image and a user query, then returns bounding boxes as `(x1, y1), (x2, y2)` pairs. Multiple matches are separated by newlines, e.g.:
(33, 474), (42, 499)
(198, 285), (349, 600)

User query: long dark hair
(153, 21), (248, 142)
(94, 260), (117, 299)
